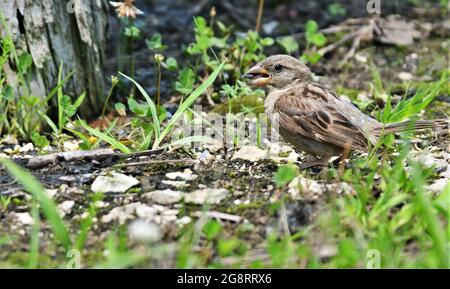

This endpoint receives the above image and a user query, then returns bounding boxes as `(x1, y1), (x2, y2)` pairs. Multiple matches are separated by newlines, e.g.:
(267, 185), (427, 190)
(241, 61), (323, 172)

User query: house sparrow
(244, 54), (448, 168)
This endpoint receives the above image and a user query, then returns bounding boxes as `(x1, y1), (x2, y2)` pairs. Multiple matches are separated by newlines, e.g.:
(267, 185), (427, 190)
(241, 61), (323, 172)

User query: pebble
(176, 216), (192, 226)
(289, 176), (353, 200)
(398, 71), (414, 81)
(45, 189), (58, 199)
(128, 219), (162, 243)
(145, 189), (182, 206)
(165, 169), (198, 181)
(63, 140), (80, 151)
(232, 146), (267, 162)
(161, 180), (189, 188)
(19, 143), (34, 153)
(184, 188), (229, 204)
(58, 200), (75, 216)
(91, 172), (140, 193)
(414, 152), (448, 171)
(14, 212), (34, 225)
(426, 179), (448, 194)
(101, 202), (155, 224)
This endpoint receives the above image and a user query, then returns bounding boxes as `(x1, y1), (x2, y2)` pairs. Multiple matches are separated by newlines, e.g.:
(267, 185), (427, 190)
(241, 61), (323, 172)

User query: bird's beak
(243, 65), (271, 86)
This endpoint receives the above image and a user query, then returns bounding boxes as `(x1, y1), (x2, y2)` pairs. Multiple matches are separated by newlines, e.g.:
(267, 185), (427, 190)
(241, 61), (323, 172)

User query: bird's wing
(274, 83), (369, 151)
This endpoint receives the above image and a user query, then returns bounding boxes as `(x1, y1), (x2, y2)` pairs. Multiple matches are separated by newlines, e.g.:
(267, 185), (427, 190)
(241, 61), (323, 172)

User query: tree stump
(0, 0), (109, 118)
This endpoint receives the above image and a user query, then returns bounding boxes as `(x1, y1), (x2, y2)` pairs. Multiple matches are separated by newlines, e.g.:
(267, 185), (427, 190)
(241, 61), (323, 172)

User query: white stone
(162, 209), (179, 216)
(441, 166), (450, 179)
(94, 201), (108, 208)
(63, 140), (80, 151)
(205, 141), (223, 153)
(354, 53), (368, 63)
(184, 188), (229, 204)
(414, 152), (448, 171)
(2, 135), (18, 145)
(91, 172), (139, 193)
(14, 212), (34, 225)
(58, 200), (75, 216)
(165, 169), (198, 181)
(289, 176), (353, 199)
(232, 146), (267, 162)
(161, 215), (178, 223)
(426, 179), (448, 194)
(45, 189), (58, 199)
(161, 180), (189, 188)
(152, 204), (166, 212)
(398, 71), (414, 81)
(19, 143), (34, 153)
(176, 216), (192, 226)
(128, 219), (162, 243)
(289, 176), (324, 199)
(145, 189), (183, 205)
(101, 202), (155, 224)
(135, 204), (157, 219)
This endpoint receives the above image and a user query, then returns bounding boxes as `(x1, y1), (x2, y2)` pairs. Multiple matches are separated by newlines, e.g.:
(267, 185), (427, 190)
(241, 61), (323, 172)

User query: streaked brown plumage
(244, 54), (448, 168)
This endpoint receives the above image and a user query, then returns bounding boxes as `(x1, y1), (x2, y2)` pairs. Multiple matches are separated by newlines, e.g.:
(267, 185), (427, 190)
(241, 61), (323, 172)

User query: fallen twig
(16, 148), (165, 170)
(192, 210), (243, 223)
(113, 158), (195, 168)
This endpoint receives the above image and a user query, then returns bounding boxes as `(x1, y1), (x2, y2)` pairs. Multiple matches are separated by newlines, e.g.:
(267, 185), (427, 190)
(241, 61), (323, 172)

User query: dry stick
(113, 159), (195, 168)
(317, 31), (358, 56)
(255, 0), (265, 32)
(24, 149), (116, 169)
(117, 148), (165, 159)
(21, 148), (165, 169)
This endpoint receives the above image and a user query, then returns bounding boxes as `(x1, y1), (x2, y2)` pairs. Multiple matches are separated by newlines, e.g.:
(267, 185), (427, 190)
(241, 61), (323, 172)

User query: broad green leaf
(305, 20), (319, 37)
(175, 68), (196, 95)
(273, 164), (299, 188)
(276, 36), (299, 54)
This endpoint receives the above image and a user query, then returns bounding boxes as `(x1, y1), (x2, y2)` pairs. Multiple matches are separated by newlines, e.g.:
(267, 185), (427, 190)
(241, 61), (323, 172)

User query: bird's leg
(298, 156), (332, 170)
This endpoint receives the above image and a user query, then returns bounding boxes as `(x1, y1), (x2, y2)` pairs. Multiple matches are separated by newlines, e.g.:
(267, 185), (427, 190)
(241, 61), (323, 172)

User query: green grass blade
(57, 63), (64, 134)
(78, 119), (131, 153)
(155, 62), (225, 148)
(383, 77), (447, 123)
(119, 72), (161, 140)
(75, 193), (103, 250)
(411, 163), (448, 268)
(73, 92), (86, 110)
(40, 113), (59, 136)
(28, 202), (40, 268)
(0, 158), (71, 249)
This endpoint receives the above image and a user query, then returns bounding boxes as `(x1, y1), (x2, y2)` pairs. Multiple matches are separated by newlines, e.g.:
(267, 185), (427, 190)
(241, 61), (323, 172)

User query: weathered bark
(0, 0), (109, 118)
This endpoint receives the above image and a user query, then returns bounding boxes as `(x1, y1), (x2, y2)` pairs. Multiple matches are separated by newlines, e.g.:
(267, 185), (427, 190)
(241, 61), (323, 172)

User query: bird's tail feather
(375, 119), (449, 135)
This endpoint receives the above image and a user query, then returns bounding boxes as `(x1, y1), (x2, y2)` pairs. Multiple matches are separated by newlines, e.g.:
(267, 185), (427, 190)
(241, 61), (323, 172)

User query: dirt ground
(0, 0), (449, 268)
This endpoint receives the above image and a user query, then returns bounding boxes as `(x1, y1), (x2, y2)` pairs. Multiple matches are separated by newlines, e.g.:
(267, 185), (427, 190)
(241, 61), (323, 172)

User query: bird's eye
(274, 64), (283, 73)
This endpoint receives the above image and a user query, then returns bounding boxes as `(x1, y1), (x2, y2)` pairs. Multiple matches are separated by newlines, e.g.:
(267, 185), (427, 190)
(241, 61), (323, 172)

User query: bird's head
(243, 54), (311, 90)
